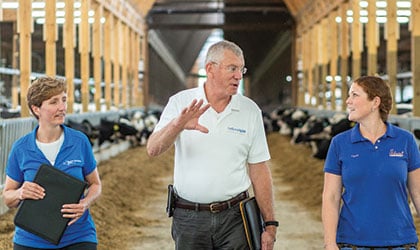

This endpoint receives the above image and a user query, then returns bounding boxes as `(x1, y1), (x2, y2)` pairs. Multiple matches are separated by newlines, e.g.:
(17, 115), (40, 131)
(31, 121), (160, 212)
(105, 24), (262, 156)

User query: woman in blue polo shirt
(2, 76), (102, 250)
(322, 76), (420, 250)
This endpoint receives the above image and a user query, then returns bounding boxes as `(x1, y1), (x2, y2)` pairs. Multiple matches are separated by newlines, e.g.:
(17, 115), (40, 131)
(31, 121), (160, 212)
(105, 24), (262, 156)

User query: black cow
(277, 108), (309, 136)
(291, 115), (330, 144)
(289, 112), (354, 159)
(66, 119), (98, 146)
(310, 113), (354, 159)
(98, 118), (119, 146)
(1, 108), (20, 119)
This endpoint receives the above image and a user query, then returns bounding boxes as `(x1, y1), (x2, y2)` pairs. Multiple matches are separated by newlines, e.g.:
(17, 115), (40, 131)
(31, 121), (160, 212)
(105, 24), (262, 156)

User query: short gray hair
(205, 40), (244, 64)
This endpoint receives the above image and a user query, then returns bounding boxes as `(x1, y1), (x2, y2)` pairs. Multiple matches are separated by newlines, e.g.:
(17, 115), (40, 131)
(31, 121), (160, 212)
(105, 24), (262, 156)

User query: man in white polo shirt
(147, 40), (277, 250)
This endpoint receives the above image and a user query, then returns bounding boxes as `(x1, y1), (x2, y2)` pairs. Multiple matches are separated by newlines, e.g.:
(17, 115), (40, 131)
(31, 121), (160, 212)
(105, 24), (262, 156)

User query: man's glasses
(212, 62), (247, 75)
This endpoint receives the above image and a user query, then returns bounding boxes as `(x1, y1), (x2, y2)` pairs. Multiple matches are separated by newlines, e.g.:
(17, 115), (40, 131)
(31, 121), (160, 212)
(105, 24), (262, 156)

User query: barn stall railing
(0, 117), (37, 214)
(304, 107), (420, 145)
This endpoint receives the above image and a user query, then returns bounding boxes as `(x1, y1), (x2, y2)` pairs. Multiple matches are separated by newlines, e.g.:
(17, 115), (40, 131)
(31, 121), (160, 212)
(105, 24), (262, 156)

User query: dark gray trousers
(171, 204), (249, 250)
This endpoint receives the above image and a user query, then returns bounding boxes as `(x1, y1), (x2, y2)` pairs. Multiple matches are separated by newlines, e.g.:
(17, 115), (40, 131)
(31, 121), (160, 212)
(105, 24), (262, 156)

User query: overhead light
(376, 10), (387, 16)
(397, 1), (411, 8)
(397, 16), (409, 23)
(32, 2), (45, 9)
(2, 2), (19, 9)
(35, 18), (45, 24)
(56, 2), (65, 8)
(397, 10), (411, 16)
(376, 1), (387, 8)
(359, 1), (368, 8)
(56, 11), (65, 17)
(360, 17), (368, 23)
(376, 17), (387, 23)
(32, 11), (46, 18)
(335, 16), (342, 23)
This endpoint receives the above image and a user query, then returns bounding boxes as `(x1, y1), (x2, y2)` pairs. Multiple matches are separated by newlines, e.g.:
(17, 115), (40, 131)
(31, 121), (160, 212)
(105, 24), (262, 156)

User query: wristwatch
(264, 220), (279, 227)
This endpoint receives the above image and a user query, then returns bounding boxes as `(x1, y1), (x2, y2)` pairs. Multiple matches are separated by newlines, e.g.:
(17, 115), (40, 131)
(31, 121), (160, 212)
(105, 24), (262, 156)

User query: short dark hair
(27, 76), (67, 119)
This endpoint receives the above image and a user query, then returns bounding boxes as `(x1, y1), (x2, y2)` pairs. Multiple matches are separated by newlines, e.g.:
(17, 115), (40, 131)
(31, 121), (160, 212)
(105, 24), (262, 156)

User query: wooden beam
(320, 18), (328, 108)
(301, 31), (309, 106)
(366, 0), (378, 75)
(64, 0), (75, 113)
(339, 3), (349, 111)
(308, 23), (320, 104)
(92, 1), (103, 111)
(296, 0), (347, 36)
(135, 0), (158, 17)
(386, 0), (398, 114)
(103, 10), (113, 110)
(351, 0), (362, 79)
(121, 23), (128, 108)
(283, 0), (306, 18)
(96, 0), (144, 36)
(329, 10), (338, 111)
(12, 23), (19, 109)
(141, 26), (149, 108)
(44, 0), (57, 76)
(79, 0), (91, 112)
(113, 18), (121, 108)
(18, 0), (32, 117)
(411, 0), (420, 116)
(2, 9), (17, 22)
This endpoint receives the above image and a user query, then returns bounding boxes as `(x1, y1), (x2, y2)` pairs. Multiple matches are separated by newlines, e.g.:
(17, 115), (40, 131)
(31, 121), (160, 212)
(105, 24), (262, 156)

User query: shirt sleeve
(5, 143), (24, 183)
(153, 96), (179, 132)
(248, 109), (271, 164)
(324, 136), (342, 175)
(81, 134), (97, 176)
(407, 133), (420, 172)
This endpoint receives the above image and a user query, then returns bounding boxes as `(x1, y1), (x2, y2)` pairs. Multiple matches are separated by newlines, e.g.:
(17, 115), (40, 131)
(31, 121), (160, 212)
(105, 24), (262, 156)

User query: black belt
(337, 243), (417, 250)
(175, 191), (249, 213)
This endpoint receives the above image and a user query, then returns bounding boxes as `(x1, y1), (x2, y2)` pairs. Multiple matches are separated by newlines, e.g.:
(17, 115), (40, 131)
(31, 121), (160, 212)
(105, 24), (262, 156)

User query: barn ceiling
(141, 0), (297, 110)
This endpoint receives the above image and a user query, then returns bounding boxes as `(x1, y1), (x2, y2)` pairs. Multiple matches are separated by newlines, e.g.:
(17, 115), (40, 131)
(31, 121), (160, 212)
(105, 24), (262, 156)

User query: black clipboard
(14, 164), (87, 245)
(239, 197), (264, 250)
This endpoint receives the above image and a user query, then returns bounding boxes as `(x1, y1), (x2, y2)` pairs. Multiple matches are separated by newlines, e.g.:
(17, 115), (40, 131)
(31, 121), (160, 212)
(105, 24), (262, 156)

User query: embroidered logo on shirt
(389, 149), (404, 157)
(351, 154), (359, 158)
(63, 159), (83, 166)
(227, 126), (246, 134)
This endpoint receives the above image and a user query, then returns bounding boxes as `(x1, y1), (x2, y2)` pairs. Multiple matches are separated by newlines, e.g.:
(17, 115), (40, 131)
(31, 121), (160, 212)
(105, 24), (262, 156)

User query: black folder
(14, 164), (87, 245)
(239, 197), (264, 250)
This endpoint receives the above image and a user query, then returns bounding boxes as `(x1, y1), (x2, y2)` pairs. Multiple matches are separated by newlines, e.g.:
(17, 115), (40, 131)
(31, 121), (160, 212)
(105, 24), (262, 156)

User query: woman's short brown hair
(27, 76), (67, 119)
(353, 76), (393, 122)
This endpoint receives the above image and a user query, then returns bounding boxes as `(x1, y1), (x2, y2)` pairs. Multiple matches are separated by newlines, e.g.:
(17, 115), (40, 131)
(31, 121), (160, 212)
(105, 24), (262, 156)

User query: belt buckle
(209, 203), (221, 213)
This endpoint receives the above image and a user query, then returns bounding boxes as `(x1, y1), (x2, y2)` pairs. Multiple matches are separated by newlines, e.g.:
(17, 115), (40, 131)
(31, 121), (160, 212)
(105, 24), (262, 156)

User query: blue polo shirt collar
(350, 122), (395, 143)
(27, 124), (73, 152)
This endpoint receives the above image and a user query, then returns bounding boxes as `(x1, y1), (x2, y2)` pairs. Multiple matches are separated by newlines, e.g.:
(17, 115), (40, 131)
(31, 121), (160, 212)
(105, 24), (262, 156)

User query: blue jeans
(171, 204), (249, 250)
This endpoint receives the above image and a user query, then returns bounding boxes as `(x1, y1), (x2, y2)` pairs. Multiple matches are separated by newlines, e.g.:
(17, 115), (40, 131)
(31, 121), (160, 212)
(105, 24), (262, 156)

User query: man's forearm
(147, 120), (183, 157)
